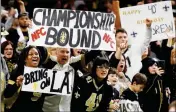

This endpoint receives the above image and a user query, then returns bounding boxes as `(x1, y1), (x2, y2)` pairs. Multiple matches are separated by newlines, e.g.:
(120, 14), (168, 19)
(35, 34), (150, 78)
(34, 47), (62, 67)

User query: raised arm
(112, 0), (121, 30)
(17, 0), (26, 13)
(140, 19), (152, 55)
(131, 19), (152, 56)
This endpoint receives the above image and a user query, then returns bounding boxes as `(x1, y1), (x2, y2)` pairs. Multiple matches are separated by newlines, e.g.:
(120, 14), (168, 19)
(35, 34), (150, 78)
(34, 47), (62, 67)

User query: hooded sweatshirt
(139, 57), (163, 112)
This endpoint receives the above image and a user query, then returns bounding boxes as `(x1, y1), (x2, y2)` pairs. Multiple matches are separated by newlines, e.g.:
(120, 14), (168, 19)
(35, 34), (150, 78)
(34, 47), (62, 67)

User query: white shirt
(124, 27), (152, 80)
(42, 62), (75, 112)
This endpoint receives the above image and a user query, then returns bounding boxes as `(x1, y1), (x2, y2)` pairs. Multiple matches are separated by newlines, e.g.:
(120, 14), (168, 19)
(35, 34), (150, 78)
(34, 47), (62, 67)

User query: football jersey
(71, 75), (113, 112)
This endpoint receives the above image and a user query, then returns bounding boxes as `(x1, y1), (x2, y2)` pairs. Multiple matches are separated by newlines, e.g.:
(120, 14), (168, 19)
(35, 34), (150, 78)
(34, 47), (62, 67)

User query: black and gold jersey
(4, 66), (45, 112)
(71, 75), (113, 112)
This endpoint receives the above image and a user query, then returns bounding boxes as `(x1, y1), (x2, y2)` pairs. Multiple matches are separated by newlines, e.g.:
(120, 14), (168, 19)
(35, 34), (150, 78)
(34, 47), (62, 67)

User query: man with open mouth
(42, 48), (75, 112)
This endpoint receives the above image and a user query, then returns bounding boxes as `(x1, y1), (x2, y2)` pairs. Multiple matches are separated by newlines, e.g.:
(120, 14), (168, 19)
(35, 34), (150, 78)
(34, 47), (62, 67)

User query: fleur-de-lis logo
(33, 82), (37, 91)
(31, 92), (41, 101)
(60, 31), (67, 43)
(86, 76), (92, 83)
(7, 62), (15, 73)
(75, 91), (80, 99)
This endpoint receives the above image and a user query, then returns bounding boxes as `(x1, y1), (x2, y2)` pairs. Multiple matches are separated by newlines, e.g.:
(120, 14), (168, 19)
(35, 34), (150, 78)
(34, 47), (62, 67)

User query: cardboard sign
(28, 8), (116, 51)
(116, 100), (143, 112)
(120, 1), (175, 44)
(21, 67), (74, 95)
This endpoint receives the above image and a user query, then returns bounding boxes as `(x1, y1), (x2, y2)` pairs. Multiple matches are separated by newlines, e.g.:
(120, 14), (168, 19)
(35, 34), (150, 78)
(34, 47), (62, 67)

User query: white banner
(21, 67), (74, 95)
(28, 8), (116, 51)
(116, 100), (143, 112)
(120, 1), (175, 44)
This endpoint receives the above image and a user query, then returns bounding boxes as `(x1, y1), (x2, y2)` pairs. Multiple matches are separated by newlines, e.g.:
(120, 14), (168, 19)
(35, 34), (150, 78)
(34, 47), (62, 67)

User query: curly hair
(16, 46), (42, 75)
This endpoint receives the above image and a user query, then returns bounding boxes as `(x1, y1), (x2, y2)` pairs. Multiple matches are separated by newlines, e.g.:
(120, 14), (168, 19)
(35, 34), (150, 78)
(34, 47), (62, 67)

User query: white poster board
(21, 67), (74, 95)
(120, 1), (175, 44)
(116, 100), (143, 112)
(28, 8), (116, 51)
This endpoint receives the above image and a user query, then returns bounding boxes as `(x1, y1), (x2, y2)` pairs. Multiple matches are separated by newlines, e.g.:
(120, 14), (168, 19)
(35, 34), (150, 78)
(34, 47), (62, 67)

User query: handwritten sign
(21, 67), (74, 95)
(120, 1), (175, 44)
(28, 8), (116, 51)
(116, 100), (143, 112)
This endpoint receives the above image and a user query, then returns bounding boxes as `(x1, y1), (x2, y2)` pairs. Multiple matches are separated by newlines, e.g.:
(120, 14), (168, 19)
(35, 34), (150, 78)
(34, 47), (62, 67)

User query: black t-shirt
(4, 66), (45, 112)
(6, 28), (29, 50)
(6, 28), (20, 49)
(120, 88), (138, 101)
(22, 31), (29, 43)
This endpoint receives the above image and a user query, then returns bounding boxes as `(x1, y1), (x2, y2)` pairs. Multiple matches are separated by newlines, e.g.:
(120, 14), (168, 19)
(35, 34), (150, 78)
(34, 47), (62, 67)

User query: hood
(140, 57), (158, 74)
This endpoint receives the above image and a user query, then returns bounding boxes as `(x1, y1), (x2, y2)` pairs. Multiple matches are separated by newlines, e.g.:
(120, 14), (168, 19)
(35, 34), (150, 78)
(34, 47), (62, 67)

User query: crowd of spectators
(1, 0), (176, 112)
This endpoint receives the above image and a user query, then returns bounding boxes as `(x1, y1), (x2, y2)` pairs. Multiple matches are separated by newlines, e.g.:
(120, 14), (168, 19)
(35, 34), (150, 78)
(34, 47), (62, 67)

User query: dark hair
(17, 46), (42, 74)
(140, 57), (158, 74)
(110, 54), (127, 73)
(19, 46), (42, 65)
(76, 4), (88, 11)
(10, 46), (42, 80)
(91, 56), (109, 82)
(97, 0), (112, 12)
(121, 54), (127, 73)
(115, 28), (128, 37)
(108, 67), (116, 74)
(18, 12), (29, 19)
(1, 41), (14, 54)
(132, 73), (147, 85)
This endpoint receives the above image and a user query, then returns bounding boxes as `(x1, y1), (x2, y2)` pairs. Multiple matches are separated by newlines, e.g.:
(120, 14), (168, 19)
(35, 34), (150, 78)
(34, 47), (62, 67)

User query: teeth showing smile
(32, 58), (38, 63)
(5, 52), (13, 58)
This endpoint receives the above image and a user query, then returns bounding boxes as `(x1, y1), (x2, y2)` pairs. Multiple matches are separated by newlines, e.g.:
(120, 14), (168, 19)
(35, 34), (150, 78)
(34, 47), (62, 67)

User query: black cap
(18, 12), (29, 19)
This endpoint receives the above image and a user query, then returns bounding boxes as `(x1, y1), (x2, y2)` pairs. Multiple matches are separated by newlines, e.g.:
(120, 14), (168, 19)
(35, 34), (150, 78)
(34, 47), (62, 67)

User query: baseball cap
(18, 12), (29, 19)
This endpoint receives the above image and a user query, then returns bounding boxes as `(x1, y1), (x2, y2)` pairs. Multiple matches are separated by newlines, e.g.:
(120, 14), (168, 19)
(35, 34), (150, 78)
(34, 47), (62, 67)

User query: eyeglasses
(97, 65), (110, 69)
